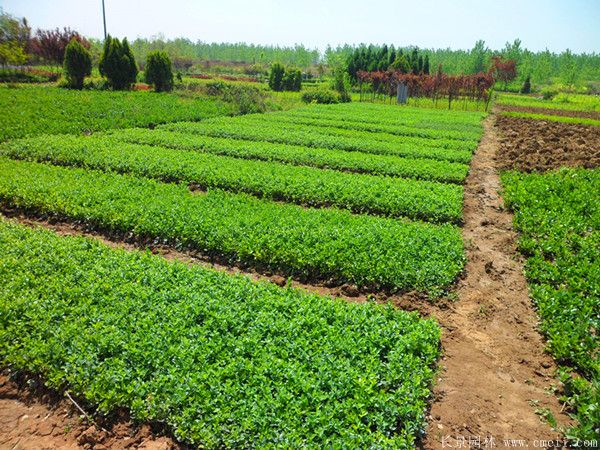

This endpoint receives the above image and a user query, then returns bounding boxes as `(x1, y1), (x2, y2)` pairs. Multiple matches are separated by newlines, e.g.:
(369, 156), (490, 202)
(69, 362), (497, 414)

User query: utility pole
(101, 0), (107, 40)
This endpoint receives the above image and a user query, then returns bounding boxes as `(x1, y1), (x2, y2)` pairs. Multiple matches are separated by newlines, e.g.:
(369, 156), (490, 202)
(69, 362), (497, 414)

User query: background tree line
(329, 40), (600, 91)
(2, 6), (599, 91)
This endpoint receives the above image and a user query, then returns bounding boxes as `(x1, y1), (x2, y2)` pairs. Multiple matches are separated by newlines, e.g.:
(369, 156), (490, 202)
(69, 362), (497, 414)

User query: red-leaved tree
(31, 28), (89, 70)
(357, 68), (495, 110)
(490, 56), (517, 91)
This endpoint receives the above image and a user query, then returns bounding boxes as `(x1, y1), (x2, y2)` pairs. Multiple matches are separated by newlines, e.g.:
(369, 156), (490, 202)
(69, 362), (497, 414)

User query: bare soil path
(423, 114), (570, 449)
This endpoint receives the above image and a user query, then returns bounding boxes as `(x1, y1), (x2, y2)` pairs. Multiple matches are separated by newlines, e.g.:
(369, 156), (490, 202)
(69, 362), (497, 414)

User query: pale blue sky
(2, 0), (599, 53)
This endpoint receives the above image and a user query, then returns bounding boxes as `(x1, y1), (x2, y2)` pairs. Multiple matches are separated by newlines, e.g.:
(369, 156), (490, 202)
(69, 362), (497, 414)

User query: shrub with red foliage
(132, 83), (151, 91)
(221, 74), (259, 83)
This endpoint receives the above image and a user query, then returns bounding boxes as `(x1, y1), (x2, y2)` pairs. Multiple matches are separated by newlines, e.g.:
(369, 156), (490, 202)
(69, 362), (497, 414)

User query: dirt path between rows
(423, 114), (570, 449)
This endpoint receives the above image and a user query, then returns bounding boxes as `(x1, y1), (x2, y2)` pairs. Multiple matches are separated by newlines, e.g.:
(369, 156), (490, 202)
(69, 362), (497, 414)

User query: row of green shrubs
(301, 88), (349, 104)
(62, 35), (174, 92)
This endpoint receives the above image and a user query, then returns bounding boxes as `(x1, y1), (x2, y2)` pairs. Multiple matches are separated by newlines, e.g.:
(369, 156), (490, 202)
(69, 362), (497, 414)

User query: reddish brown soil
(498, 103), (600, 121)
(495, 114), (600, 172)
(0, 373), (180, 450)
(423, 114), (571, 449)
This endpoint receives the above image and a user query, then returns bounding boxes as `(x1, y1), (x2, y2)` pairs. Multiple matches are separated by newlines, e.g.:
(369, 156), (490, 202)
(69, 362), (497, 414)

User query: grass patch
(0, 84), (233, 141)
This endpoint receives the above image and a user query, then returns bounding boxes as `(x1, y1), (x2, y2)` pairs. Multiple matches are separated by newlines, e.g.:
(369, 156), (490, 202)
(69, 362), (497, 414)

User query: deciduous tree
(31, 27), (88, 69)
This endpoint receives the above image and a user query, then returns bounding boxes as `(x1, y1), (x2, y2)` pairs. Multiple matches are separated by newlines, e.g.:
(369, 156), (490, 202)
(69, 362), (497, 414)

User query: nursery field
(2, 83), (599, 446)
(0, 100), (484, 448)
(502, 169), (599, 439)
(0, 218), (441, 448)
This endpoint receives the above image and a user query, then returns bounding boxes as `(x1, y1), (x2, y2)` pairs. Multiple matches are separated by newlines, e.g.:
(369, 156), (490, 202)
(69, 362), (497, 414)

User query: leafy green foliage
(520, 75), (531, 94)
(0, 85), (233, 141)
(203, 81), (268, 114)
(63, 38), (91, 89)
(0, 134), (463, 223)
(501, 169), (599, 439)
(99, 35), (138, 90)
(268, 63), (301, 92)
(301, 88), (340, 104)
(0, 10), (30, 66)
(249, 112), (481, 142)
(282, 67), (302, 91)
(331, 65), (351, 102)
(0, 218), (441, 448)
(283, 103), (485, 134)
(108, 128), (470, 183)
(145, 51), (174, 92)
(0, 157), (465, 292)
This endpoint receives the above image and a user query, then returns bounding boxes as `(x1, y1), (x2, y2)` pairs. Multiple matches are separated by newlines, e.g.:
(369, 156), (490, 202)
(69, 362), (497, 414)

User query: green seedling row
(280, 107), (484, 134)
(181, 114), (480, 151)
(159, 121), (475, 162)
(248, 112), (482, 142)
(0, 158), (465, 292)
(0, 135), (463, 223)
(109, 129), (470, 183)
(502, 168), (599, 440)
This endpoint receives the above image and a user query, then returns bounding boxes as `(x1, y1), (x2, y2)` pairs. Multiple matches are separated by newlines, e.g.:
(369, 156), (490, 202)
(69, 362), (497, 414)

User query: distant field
(0, 84), (233, 141)
(497, 92), (600, 112)
(500, 110), (600, 127)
